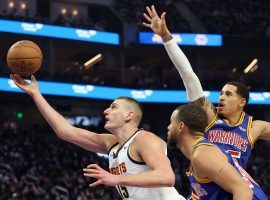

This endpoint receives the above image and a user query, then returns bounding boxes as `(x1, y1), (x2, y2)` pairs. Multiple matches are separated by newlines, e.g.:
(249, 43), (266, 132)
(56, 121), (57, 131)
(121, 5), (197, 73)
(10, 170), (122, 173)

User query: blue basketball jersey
(186, 138), (268, 200)
(205, 111), (253, 168)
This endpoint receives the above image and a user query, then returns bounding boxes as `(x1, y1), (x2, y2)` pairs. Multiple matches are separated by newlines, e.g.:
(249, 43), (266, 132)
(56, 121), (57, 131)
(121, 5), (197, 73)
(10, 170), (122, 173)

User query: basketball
(7, 40), (43, 76)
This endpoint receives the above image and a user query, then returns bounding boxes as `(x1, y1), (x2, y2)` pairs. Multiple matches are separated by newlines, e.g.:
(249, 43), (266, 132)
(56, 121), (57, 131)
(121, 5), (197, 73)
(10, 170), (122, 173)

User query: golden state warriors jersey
(186, 138), (267, 200)
(108, 129), (185, 200)
(205, 112), (253, 168)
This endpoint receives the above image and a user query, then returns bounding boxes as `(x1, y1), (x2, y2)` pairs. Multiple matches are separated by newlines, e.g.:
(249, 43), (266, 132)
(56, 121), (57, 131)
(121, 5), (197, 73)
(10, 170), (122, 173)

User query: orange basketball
(7, 40), (42, 76)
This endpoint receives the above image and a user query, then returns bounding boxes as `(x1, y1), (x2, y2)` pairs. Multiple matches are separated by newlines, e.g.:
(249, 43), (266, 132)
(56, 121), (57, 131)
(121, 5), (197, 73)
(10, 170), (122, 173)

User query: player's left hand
(143, 5), (170, 38)
(83, 164), (119, 187)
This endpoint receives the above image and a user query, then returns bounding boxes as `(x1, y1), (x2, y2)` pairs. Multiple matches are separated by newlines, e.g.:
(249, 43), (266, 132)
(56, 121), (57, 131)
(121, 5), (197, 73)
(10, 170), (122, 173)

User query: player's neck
(178, 135), (201, 160)
(225, 110), (243, 125)
(114, 126), (139, 146)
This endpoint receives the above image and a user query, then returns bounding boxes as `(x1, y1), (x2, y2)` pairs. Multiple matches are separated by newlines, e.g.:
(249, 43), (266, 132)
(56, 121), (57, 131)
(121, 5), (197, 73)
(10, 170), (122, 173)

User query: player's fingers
(86, 164), (104, 173)
(83, 168), (99, 174)
(89, 180), (102, 187)
(151, 5), (158, 16)
(13, 74), (26, 85)
(146, 6), (153, 17)
(84, 173), (100, 179)
(143, 13), (152, 22)
(31, 75), (37, 83)
(87, 163), (98, 168)
(142, 22), (151, 28)
(161, 12), (166, 22)
(191, 191), (200, 200)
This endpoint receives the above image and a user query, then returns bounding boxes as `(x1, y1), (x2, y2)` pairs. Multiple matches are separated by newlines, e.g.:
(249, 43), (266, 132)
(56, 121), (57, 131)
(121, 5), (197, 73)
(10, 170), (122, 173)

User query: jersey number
(116, 185), (129, 199)
(227, 150), (257, 188)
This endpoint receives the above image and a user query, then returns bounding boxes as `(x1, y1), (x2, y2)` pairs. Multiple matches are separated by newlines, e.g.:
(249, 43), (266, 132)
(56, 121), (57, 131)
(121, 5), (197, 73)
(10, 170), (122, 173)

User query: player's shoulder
(192, 143), (219, 163)
(133, 130), (165, 146)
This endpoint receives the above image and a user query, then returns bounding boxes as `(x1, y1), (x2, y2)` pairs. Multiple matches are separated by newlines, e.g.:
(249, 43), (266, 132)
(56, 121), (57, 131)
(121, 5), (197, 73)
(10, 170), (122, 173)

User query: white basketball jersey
(108, 129), (185, 200)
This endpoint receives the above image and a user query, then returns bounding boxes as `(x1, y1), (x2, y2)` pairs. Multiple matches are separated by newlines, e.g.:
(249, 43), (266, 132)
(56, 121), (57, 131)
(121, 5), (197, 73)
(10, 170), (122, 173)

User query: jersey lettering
(208, 130), (248, 152)
(110, 162), (130, 198)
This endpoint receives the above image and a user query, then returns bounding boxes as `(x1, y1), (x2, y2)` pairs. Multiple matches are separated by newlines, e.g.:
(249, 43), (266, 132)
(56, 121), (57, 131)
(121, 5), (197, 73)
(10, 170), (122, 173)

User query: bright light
(61, 8), (67, 15)
(8, 1), (14, 8)
(72, 9), (78, 16)
(244, 59), (258, 74)
(20, 2), (26, 10)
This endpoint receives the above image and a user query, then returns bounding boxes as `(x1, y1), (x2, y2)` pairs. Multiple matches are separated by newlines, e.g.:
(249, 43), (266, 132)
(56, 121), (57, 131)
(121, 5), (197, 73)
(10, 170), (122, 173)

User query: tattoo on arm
(162, 35), (173, 43)
(189, 96), (206, 106)
(189, 97), (216, 112)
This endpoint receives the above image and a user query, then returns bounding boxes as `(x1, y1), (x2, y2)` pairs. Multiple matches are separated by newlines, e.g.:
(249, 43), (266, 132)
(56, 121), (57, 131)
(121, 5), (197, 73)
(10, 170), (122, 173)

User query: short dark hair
(175, 104), (208, 133)
(115, 96), (143, 124)
(226, 81), (249, 105)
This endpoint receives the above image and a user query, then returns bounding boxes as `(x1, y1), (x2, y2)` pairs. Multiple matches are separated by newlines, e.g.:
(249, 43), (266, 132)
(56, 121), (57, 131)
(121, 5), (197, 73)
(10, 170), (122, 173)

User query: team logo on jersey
(239, 126), (246, 132)
(215, 119), (223, 124)
(191, 183), (208, 197)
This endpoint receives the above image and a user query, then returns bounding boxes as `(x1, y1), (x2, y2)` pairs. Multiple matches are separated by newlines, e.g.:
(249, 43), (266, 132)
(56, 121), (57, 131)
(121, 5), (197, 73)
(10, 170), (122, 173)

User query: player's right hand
(142, 5), (170, 38)
(10, 74), (39, 96)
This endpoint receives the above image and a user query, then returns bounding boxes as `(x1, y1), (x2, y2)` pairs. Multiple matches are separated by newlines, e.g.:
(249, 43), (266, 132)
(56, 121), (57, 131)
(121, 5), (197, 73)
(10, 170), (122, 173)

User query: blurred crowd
(0, 121), (269, 199)
(1, 0), (270, 35)
(184, 0), (270, 36)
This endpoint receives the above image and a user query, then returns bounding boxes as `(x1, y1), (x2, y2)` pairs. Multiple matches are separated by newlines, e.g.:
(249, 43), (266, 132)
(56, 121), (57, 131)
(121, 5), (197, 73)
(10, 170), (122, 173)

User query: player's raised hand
(10, 74), (39, 96)
(143, 5), (170, 38)
(83, 164), (119, 187)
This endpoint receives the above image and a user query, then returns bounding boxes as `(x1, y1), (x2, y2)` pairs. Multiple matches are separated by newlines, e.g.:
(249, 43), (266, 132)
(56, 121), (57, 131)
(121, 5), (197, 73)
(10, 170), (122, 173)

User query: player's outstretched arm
(251, 120), (270, 142)
(84, 131), (175, 188)
(10, 74), (116, 154)
(192, 145), (253, 200)
(143, 5), (216, 122)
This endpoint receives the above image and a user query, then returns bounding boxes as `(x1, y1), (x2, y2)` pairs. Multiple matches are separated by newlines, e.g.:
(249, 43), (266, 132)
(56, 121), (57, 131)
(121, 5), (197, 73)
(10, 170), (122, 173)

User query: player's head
(103, 97), (143, 131)
(167, 104), (207, 148)
(218, 82), (249, 117)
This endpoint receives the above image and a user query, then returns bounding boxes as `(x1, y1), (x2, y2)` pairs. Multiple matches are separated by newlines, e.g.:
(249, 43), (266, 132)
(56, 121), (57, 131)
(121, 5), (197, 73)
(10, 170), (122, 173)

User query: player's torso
(204, 112), (253, 168)
(108, 129), (183, 200)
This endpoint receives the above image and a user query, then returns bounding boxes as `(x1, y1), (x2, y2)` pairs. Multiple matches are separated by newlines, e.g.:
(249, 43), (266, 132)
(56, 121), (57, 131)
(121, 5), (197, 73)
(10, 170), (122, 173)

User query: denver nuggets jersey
(186, 138), (267, 200)
(205, 111), (253, 168)
(108, 129), (185, 200)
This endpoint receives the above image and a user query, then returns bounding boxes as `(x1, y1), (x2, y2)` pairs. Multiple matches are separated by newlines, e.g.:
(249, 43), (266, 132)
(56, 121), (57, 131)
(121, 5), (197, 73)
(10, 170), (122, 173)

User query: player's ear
(179, 122), (185, 133)
(126, 111), (135, 122)
(239, 98), (246, 108)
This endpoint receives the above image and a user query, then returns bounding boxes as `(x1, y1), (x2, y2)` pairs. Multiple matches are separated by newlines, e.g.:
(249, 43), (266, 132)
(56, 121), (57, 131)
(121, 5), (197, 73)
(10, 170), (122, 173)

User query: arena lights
(8, 1), (15, 9)
(1, 77), (270, 105)
(20, 2), (26, 10)
(72, 9), (78, 17)
(244, 59), (258, 73)
(61, 8), (67, 15)
(139, 32), (222, 46)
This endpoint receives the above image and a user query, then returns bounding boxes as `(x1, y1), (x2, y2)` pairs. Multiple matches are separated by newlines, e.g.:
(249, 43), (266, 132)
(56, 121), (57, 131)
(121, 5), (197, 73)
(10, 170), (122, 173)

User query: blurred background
(0, 0), (270, 199)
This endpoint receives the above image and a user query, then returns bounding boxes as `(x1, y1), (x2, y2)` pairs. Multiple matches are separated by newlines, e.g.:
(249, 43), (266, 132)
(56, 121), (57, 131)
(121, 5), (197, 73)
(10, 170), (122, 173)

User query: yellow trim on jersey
(205, 112), (218, 131)
(186, 164), (192, 176)
(247, 116), (254, 148)
(186, 164), (212, 183)
(190, 139), (215, 183)
(223, 111), (245, 126)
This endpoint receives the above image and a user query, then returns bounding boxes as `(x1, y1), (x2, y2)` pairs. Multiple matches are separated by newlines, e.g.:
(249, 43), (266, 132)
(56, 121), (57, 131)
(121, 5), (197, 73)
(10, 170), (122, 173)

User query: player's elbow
(163, 170), (175, 187)
(233, 184), (253, 199)
(244, 188), (253, 199)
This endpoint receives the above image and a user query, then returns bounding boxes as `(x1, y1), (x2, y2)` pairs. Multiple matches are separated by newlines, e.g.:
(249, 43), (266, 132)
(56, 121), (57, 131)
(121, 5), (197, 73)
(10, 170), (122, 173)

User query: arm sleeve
(163, 38), (204, 102)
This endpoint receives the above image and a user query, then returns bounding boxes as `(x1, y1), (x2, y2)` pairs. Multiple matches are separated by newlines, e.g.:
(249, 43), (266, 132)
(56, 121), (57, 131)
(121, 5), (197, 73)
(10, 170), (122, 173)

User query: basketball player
(143, 5), (270, 168)
(10, 74), (185, 200)
(167, 104), (268, 200)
